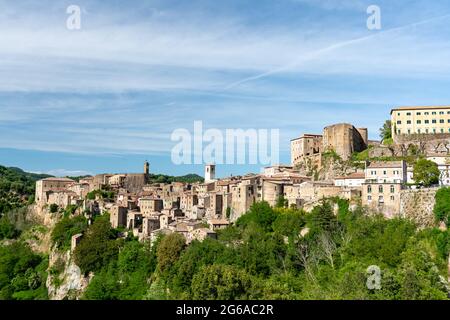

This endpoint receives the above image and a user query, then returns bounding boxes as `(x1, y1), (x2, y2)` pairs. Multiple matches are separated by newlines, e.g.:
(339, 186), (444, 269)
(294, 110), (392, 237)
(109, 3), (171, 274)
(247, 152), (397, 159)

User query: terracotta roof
(335, 172), (365, 180)
(41, 177), (75, 182)
(208, 219), (230, 225)
(290, 134), (323, 141)
(367, 161), (404, 168)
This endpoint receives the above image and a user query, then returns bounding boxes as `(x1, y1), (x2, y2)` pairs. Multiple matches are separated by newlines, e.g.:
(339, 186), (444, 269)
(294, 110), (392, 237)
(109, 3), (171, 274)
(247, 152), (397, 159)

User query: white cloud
(31, 168), (93, 177)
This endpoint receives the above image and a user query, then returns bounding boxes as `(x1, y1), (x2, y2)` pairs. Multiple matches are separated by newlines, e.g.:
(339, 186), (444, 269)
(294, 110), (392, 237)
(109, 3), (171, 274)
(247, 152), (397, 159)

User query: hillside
(147, 173), (204, 184)
(0, 165), (52, 215)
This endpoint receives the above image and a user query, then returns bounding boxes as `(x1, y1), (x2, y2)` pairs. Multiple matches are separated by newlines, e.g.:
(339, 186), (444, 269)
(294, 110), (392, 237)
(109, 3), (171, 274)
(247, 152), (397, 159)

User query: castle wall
(399, 188), (437, 229)
(322, 123), (367, 160)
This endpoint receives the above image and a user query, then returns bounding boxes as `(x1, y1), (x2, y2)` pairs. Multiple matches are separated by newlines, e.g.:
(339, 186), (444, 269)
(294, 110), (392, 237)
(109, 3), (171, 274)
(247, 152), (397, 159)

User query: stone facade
(362, 182), (403, 218)
(291, 123), (368, 166)
(399, 188), (438, 229)
(322, 123), (368, 160)
(391, 106), (450, 140)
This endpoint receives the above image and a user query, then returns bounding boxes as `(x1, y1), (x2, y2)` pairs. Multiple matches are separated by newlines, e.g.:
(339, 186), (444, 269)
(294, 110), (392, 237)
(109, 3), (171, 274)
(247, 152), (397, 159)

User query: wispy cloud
(2, 0), (450, 173)
(31, 168), (93, 177)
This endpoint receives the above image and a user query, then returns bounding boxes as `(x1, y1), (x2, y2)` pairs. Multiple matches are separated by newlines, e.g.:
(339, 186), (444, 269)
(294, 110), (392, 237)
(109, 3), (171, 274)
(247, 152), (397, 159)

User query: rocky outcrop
(46, 248), (92, 300)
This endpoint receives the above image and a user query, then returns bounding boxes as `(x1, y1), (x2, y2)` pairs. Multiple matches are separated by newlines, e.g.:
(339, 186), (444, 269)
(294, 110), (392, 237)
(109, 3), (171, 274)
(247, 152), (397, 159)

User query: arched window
(379, 185), (383, 193)
(390, 185), (395, 193)
(367, 185), (372, 193)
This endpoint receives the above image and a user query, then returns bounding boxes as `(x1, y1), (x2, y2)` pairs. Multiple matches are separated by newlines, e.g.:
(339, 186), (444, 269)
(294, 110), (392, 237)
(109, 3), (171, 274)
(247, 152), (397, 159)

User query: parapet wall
(399, 188), (437, 229)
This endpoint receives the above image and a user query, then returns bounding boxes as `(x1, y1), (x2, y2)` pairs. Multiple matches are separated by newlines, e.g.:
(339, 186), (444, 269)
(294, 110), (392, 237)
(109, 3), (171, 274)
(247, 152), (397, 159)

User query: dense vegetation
(0, 166), (50, 215)
(148, 173), (204, 184)
(80, 201), (450, 300)
(0, 242), (48, 300)
(413, 159), (440, 187)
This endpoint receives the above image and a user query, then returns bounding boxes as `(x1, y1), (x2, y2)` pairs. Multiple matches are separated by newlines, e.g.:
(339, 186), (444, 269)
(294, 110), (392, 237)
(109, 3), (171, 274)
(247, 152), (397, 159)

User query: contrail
(223, 13), (450, 91)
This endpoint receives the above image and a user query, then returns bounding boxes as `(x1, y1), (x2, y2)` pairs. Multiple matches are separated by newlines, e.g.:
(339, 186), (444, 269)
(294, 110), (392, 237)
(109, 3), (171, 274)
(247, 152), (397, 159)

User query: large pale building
(391, 106), (450, 137)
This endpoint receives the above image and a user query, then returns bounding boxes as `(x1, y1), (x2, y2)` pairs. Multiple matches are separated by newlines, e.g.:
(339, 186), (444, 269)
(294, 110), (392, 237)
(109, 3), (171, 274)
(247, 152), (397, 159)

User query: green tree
(272, 209), (305, 237)
(434, 187), (450, 224)
(191, 264), (255, 300)
(413, 159), (440, 187)
(49, 204), (59, 213)
(156, 233), (186, 273)
(236, 201), (278, 233)
(0, 216), (19, 239)
(380, 120), (392, 141)
(51, 215), (88, 250)
(275, 195), (288, 208)
(73, 215), (120, 274)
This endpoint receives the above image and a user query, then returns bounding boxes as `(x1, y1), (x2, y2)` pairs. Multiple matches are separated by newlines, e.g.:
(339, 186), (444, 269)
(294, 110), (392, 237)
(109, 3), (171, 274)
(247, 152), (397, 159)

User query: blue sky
(2, 0), (450, 177)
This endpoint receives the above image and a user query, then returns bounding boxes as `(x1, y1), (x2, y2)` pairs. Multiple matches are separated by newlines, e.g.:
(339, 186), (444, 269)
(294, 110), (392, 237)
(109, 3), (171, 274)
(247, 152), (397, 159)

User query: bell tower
(205, 164), (216, 182)
(144, 160), (150, 175)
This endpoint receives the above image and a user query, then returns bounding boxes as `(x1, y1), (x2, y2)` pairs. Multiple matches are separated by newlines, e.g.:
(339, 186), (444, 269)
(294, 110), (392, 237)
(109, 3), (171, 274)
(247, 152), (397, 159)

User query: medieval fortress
(34, 106), (450, 250)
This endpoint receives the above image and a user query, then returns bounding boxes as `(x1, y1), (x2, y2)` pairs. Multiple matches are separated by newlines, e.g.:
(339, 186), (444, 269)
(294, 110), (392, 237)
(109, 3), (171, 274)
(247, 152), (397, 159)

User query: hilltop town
(32, 106), (450, 252)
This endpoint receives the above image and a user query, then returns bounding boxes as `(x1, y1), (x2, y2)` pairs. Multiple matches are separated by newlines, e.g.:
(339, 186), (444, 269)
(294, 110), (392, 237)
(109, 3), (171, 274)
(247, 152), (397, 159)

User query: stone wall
(322, 123), (367, 160)
(393, 135), (450, 156)
(399, 188), (437, 228)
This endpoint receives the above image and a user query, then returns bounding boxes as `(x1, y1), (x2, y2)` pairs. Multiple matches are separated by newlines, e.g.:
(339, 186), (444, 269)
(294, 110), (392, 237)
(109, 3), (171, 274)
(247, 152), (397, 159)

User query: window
(379, 195), (384, 202)
(426, 129), (429, 133)
(368, 195), (372, 201)
(406, 112), (411, 116)
(440, 111), (445, 115)
(425, 112), (429, 115)
(425, 120), (429, 124)
(397, 120), (402, 124)
(433, 129), (436, 133)
(407, 120), (411, 124)
(416, 112), (421, 115)
(448, 119), (450, 123)
(397, 112), (400, 116)
(418, 129), (421, 134)
(440, 119), (445, 124)
(390, 185), (395, 193)
(432, 119), (437, 124)
(417, 120), (421, 124)
(441, 129), (445, 133)
(383, 170), (387, 175)
(390, 196), (395, 201)
(397, 129), (401, 134)
(367, 185), (372, 193)
(408, 129), (411, 134)
(432, 112), (437, 115)
(379, 185), (383, 193)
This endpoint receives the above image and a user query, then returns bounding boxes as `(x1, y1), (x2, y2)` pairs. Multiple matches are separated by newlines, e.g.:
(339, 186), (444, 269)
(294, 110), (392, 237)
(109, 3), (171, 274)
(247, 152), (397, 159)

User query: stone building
(362, 182), (404, 217)
(110, 205), (128, 228)
(139, 197), (163, 215)
(365, 160), (407, 183)
(334, 172), (365, 187)
(35, 177), (76, 205)
(427, 155), (450, 186)
(291, 123), (368, 165)
(362, 160), (407, 217)
(205, 164), (216, 182)
(290, 134), (323, 165)
(322, 123), (368, 160)
(391, 106), (450, 139)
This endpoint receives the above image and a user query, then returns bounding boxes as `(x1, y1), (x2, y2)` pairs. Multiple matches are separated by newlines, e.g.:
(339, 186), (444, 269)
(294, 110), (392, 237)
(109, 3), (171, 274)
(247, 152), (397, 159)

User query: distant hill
(0, 165), (52, 215)
(147, 173), (204, 184)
